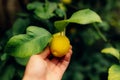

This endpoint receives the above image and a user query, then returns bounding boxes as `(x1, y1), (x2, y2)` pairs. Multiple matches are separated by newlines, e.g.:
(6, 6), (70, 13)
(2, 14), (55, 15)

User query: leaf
(101, 47), (120, 60)
(27, 1), (57, 19)
(54, 9), (102, 31)
(0, 65), (15, 80)
(27, 1), (44, 10)
(12, 18), (30, 35)
(1, 53), (8, 61)
(34, 2), (57, 19)
(15, 57), (30, 66)
(5, 26), (52, 58)
(55, 8), (65, 17)
(108, 64), (120, 80)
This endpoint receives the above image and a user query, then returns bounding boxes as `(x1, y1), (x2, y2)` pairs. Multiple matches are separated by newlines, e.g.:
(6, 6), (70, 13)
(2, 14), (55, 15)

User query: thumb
(38, 47), (51, 59)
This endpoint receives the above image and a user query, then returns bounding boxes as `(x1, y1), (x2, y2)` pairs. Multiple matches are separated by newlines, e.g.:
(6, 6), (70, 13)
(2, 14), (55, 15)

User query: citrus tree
(0, 0), (120, 80)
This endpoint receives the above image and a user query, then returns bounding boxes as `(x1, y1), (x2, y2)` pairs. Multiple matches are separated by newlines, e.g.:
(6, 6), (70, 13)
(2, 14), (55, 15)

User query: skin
(23, 46), (72, 80)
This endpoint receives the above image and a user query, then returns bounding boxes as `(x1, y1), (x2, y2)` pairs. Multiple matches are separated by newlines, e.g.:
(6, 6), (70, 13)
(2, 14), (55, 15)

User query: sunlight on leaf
(108, 64), (120, 80)
(54, 9), (102, 31)
(101, 47), (120, 60)
(68, 9), (102, 24)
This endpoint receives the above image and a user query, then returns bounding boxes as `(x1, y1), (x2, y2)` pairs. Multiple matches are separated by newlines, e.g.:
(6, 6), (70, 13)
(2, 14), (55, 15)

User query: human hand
(23, 46), (72, 80)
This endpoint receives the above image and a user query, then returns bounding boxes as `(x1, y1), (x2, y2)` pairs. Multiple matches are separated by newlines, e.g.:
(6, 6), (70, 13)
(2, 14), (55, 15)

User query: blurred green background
(0, 0), (120, 80)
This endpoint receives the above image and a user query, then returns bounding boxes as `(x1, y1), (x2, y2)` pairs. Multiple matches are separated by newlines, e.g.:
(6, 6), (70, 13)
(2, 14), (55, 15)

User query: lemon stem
(63, 28), (66, 35)
(60, 31), (64, 36)
(93, 23), (107, 42)
(63, 11), (67, 36)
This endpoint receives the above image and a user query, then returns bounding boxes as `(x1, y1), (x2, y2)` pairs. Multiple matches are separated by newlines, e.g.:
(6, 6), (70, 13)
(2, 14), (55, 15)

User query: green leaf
(55, 9), (65, 17)
(27, 2), (57, 19)
(0, 65), (15, 80)
(15, 57), (30, 66)
(108, 64), (120, 80)
(54, 9), (102, 31)
(5, 26), (52, 58)
(27, 1), (44, 10)
(1, 53), (8, 61)
(34, 2), (57, 19)
(12, 18), (30, 35)
(101, 47), (120, 60)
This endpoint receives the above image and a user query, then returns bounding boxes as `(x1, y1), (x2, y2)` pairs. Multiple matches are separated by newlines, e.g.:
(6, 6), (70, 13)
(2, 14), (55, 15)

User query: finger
(63, 49), (72, 63)
(38, 47), (51, 59)
(51, 45), (72, 65)
(51, 57), (59, 65)
(56, 49), (72, 73)
(58, 48), (73, 68)
(70, 45), (72, 49)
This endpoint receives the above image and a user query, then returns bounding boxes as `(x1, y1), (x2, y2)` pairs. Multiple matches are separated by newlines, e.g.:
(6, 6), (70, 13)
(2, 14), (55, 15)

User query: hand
(23, 46), (72, 80)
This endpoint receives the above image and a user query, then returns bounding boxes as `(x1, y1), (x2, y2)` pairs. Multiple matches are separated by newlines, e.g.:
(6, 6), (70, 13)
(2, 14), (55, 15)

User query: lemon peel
(50, 33), (70, 57)
(61, 0), (72, 4)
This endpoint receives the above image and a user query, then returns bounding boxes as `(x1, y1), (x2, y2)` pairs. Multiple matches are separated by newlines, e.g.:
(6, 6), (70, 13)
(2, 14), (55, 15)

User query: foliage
(0, 0), (120, 80)
(5, 26), (52, 58)
(55, 9), (102, 31)
(101, 47), (120, 80)
(108, 64), (120, 80)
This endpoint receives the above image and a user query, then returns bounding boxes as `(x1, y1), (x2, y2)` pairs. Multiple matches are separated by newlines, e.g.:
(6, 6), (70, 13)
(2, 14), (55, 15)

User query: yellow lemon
(50, 34), (70, 57)
(61, 0), (72, 4)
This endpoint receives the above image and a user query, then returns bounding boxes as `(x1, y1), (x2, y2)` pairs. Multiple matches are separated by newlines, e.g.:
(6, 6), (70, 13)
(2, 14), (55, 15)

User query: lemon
(50, 34), (70, 57)
(61, 0), (72, 4)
